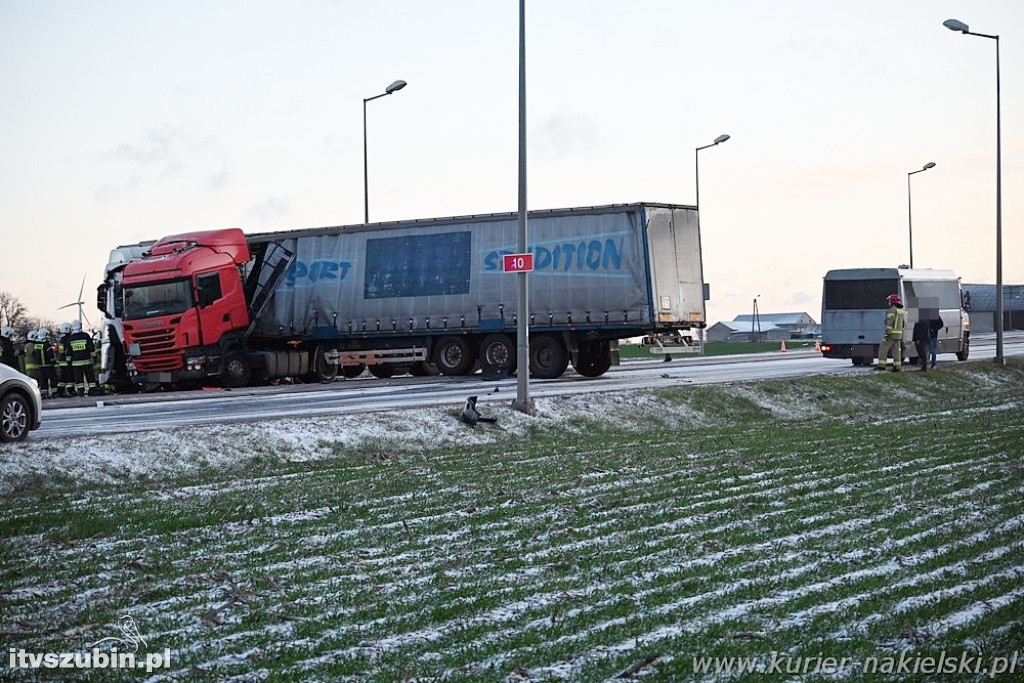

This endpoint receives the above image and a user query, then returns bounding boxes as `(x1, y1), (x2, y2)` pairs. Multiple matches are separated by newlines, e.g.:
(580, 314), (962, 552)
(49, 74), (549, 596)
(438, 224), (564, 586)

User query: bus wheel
(574, 341), (612, 377)
(957, 339), (969, 361)
(530, 334), (568, 379)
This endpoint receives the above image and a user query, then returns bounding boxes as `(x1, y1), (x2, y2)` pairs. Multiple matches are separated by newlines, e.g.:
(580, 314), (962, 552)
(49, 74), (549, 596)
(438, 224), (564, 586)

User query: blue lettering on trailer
(284, 260), (353, 288)
(483, 236), (626, 275)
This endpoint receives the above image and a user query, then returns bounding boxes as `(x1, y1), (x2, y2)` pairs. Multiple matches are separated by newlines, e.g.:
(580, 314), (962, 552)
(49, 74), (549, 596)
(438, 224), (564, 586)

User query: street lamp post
(907, 162), (936, 269)
(695, 134), (729, 354)
(363, 79), (407, 224)
(943, 18), (1003, 365)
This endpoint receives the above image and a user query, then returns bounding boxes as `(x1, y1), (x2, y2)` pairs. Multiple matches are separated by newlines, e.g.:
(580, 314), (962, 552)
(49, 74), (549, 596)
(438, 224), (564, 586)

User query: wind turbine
(58, 275), (92, 328)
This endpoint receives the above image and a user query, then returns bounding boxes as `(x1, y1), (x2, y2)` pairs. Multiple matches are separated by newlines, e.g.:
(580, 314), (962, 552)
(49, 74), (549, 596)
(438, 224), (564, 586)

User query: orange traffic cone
(780, 340), (787, 352)
(814, 340), (821, 352)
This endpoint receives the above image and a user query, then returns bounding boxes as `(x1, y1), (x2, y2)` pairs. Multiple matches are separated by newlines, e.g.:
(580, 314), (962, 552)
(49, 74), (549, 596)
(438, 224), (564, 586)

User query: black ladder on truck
(243, 241), (295, 337)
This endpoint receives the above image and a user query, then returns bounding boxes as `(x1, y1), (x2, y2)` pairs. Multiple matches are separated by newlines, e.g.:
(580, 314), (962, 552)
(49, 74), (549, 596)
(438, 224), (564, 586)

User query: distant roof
(712, 320), (783, 332)
(962, 284), (1024, 312)
(732, 312), (816, 325)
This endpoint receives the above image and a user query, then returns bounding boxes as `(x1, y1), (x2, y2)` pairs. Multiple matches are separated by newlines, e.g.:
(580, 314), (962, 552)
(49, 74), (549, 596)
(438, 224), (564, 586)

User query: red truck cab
(120, 229), (252, 382)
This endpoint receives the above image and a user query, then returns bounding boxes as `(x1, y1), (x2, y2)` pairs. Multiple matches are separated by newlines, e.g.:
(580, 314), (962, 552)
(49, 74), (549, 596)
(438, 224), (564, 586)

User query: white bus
(820, 267), (970, 366)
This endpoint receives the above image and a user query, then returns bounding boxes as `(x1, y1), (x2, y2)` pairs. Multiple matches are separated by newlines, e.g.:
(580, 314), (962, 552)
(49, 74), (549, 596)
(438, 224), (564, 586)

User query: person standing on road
(912, 317), (930, 372)
(22, 330), (40, 381)
(875, 293), (906, 372)
(926, 312), (943, 369)
(0, 326), (17, 369)
(66, 320), (99, 396)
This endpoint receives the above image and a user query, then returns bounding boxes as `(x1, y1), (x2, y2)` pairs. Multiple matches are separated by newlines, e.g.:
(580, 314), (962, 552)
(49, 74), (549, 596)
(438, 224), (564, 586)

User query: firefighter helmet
(36, 329), (49, 342)
(27, 330), (37, 342)
(59, 322), (72, 335)
(0, 326), (12, 339)
(71, 320), (83, 333)
(887, 294), (902, 306)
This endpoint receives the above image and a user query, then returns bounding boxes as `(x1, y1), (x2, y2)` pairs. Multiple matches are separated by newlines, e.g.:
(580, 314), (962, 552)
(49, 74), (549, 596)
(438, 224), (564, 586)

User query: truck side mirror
(962, 291), (971, 312)
(96, 284), (108, 315)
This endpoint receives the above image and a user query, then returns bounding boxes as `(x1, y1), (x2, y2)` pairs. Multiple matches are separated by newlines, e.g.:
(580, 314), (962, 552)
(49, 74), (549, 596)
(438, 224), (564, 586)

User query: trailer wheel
(368, 364), (395, 379)
(341, 363), (365, 379)
(573, 341), (612, 377)
(956, 338), (969, 361)
(434, 336), (476, 376)
(409, 361), (440, 376)
(305, 346), (338, 383)
(479, 334), (516, 375)
(222, 352), (252, 388)
(530, 334), (569, 379)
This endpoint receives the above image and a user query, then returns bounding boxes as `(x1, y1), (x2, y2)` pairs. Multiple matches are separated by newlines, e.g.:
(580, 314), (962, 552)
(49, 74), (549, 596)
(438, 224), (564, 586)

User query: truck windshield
(123, 280), (193, 320)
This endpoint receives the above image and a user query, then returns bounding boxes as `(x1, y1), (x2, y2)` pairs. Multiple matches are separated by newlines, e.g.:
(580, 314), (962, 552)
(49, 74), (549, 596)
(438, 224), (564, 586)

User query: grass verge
(1, 361), (1022, 681)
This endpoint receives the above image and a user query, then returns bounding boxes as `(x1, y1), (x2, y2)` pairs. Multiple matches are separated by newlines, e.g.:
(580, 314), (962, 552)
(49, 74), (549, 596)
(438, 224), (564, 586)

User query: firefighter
(23, 330), (40, 381)
(0, 326), (17, 369)
(57, 322), (74, 397)
(66, 320), (99, 396)
(36, 329), (59, 398)
(875, 293), (906, 372)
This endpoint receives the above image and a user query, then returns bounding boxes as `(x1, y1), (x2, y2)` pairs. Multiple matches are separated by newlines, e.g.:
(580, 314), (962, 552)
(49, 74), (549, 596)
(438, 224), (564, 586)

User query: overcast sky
(1, 0), (1021, 330)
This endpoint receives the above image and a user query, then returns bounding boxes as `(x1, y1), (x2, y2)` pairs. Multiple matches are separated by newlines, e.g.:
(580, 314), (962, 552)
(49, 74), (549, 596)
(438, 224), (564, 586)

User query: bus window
(824, 278), (898, 310)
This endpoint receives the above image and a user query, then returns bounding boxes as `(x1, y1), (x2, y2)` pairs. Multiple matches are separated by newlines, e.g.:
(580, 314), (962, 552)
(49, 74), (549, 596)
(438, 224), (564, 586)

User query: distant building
(729, 312), (819, 339)
(962, 284), (1024, 333)
(706, 320), (789, 343)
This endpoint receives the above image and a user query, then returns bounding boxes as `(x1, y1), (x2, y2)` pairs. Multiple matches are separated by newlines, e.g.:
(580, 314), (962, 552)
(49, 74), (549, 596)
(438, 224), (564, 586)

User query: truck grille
(128, 326), (177, 354)
(125, 324), (183, 372)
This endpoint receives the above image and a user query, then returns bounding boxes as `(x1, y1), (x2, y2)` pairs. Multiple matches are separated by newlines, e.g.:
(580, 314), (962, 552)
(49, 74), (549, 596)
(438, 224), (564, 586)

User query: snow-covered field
(2, 365), (1022, 680)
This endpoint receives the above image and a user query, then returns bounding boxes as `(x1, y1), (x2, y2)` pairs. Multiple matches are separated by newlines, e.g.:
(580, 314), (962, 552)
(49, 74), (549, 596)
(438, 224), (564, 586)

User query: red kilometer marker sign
(503, 253), (534, 273)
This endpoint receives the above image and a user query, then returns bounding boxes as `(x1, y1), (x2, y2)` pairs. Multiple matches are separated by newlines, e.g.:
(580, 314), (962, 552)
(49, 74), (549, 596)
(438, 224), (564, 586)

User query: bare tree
(0, 291), (27, 329)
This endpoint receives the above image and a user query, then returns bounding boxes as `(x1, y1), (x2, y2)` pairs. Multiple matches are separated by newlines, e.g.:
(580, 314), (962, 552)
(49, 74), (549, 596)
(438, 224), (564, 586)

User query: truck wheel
(409, 361), (440, 376)
(341, 363), (365, 378)
(434, 336), (476, 376)
(530, 334), (569, 379)
(479, 334), (516, 375)
(1, 393), (32, 442)
(957, 339), (969, 361)
(574, 341), (612, 377)
(222, 352), (252, 388)
(305, 346), (338, 383)
(368, 364), (395, 379)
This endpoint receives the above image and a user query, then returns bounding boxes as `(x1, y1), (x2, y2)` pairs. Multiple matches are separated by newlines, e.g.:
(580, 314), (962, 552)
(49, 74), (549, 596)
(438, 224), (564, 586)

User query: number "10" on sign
(503, 253), (534, 273)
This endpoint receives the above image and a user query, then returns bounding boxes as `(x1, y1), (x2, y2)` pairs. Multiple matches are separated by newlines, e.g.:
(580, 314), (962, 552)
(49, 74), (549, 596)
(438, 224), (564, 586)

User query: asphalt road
(35, 332), (1023, 440)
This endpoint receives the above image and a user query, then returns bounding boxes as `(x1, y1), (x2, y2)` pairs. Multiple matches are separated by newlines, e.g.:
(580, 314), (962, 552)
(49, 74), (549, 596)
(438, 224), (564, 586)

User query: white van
(820, 267), (970, 366)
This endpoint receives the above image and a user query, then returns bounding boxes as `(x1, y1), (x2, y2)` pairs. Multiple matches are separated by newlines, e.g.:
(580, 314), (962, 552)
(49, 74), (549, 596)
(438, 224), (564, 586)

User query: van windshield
(123, 280), (192, 320)
(824, 279), (899, 310)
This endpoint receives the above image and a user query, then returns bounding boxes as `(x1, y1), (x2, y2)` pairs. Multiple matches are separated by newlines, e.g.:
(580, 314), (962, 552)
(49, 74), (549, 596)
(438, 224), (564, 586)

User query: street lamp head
(943, 19), (969, 33)
(386, 80), (408, 95)
(923, 162), (936, 171)
(714, 134), (731, 145)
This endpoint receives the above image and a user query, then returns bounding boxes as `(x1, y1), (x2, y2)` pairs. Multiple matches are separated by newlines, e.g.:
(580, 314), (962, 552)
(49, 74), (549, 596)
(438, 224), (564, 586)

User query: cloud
(95, 123), (229, 201)
(246, 197), (291, 225)
(534, 112), (597, 157)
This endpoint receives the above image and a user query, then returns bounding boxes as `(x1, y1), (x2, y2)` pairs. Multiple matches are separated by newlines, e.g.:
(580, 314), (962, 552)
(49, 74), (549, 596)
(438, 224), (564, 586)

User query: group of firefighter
(0, 322), (101, 397)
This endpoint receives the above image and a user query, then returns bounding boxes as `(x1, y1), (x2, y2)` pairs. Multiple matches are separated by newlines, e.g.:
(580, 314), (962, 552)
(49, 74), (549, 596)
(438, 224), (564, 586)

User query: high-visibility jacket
(884, 305), (906, 339)
(23, 341), (40, 372)
(66, 332), (95, 367)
